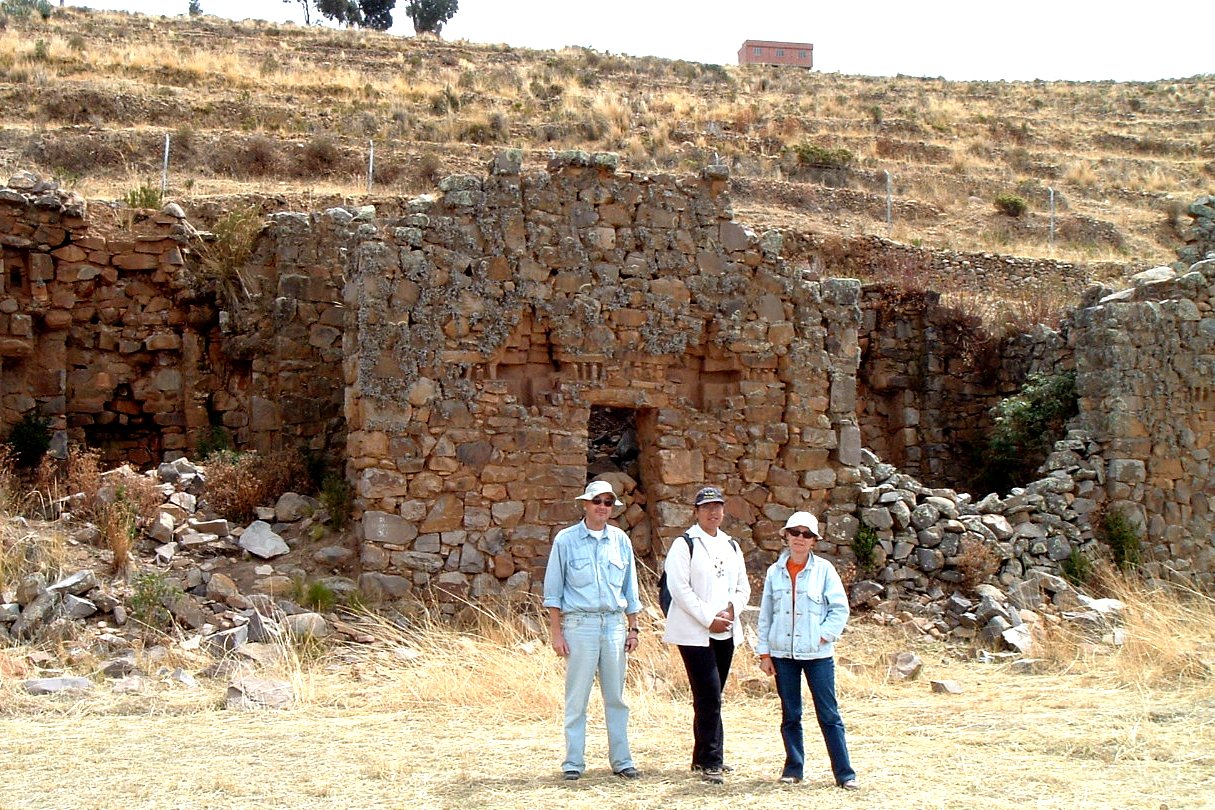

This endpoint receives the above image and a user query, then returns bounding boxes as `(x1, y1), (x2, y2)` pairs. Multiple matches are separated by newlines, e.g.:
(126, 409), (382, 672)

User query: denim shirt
(756, 551), (849, 660)
(543, 521), (641, 615)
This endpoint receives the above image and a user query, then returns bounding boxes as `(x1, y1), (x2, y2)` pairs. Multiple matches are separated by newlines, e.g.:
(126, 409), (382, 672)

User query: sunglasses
(785, 528), (817, 538)
(589, 497), (616, 506)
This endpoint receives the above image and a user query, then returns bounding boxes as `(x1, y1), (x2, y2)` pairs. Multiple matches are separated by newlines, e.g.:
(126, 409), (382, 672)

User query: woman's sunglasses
(785, 528), (817, 538)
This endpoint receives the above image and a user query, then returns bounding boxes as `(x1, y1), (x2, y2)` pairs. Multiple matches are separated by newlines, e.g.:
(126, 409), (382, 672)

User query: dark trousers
(677, 637), (735, 769)
(772, 656), (855, 784)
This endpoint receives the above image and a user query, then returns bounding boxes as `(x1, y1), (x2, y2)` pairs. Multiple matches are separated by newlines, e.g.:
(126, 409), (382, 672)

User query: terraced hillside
(1, 6), (1212, 273)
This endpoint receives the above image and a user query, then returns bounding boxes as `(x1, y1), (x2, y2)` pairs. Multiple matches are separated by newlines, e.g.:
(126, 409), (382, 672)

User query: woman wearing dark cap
(662, 485), (750, 784)
(757, 510), (858, 790)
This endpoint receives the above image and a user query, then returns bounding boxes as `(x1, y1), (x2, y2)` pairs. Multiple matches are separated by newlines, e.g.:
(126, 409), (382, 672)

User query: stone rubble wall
(0, 172), (349, 467)
(344, 151), (864, 608)
(1177, 194), (1215, 266)
(3, 161), (1214, 601)
(1070, 260), (1215, 586)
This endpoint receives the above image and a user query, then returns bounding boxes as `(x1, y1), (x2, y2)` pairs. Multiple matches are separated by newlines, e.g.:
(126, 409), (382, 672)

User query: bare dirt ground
(1, 615), (1212, 810)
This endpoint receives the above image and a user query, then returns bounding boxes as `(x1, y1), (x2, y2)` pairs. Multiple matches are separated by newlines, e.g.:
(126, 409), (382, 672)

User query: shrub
(293, 577), (337, 612)
(1061, 547), (1094, 586)
(4, 410), (51, 468)
(978, 371), (1078, 493)
(320, 472), (352, 529)
(129, 570), (179, 631)
(196, 204), (263, 305)
(790, 142), (853, 169)
(203, 449), (311, 523)
(955, 537), (1000, 590)
(852, 521), (880, 577)
(994, 193), (1028, 217)
(1103, 509), (1142, 570)
(123, 183), (163, 209)
(194, 425), (233, 459)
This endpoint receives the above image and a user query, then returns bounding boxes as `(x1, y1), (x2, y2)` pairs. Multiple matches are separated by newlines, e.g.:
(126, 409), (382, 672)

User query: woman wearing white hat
(543, 479), (642, 782)
(756, 510), (858, 790)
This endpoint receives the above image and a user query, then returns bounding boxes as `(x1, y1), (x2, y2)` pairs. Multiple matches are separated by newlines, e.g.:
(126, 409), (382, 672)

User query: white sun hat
(575, 479), (623, 507)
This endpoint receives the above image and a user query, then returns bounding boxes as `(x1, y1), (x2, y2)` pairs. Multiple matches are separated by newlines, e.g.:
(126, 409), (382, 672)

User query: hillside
(0, 6), (1212, 274)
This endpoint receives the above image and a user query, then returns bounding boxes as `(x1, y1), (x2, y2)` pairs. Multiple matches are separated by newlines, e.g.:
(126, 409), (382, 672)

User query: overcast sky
(67, 1), (1209, 82)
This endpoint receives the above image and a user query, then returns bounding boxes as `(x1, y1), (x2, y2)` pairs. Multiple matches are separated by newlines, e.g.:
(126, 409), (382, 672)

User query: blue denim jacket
(542, 521), (641, 615)
(756, 551), (849, 660)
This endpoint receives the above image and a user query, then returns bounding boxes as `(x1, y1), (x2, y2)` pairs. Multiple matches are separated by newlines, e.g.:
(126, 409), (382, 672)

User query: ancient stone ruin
(2, 156), (1213, 616)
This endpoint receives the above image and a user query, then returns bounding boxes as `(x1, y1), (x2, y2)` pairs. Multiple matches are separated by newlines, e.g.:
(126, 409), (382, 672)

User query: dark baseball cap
(693, 486), (726, 506)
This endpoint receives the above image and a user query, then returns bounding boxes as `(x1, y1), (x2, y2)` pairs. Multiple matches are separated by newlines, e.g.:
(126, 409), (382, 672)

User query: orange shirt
(786, 556), (806, 613)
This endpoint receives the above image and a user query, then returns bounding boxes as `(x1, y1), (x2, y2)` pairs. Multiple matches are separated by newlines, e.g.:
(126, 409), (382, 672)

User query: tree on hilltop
(283, 0), (312, 25)
(404, 0), (458, 35)
(313, 0), (397, 31)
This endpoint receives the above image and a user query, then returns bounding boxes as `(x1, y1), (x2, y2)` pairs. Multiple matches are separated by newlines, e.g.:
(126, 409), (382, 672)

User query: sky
(64, 1), (1210, 82)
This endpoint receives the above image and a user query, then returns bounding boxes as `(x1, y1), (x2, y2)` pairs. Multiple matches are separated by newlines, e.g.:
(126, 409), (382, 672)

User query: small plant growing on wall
(852, 521), (880, 578)
(3, 410), (51, 468)
(1102, 509), (1142, 571)
(976, 371), (1078, 493)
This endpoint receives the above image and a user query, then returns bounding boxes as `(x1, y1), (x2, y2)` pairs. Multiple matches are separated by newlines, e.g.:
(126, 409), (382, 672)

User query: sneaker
(691, 763), (735, 774)
(614, 767), (642, 779)
(839, 779), (860, 791)
(701, 767), (724, 785)
(562, 770), (581, 781)
(779, 775), (802, 784)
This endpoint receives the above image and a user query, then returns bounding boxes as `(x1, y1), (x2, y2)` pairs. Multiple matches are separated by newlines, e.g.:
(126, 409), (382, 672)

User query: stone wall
(344, 152), (863, 606)
(1071, 261), (1215, 586)
(0, 172), (348, 467)
(856, 285), (1071, 491)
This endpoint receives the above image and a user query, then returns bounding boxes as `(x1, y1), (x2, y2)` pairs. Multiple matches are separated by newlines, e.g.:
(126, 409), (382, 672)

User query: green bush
(4, 411), (51, 468)
(129, 570), (180, 631)
(1103, 509), (1142, 570)
(791, 142), (854, 169)
(994, 193), (1028, 217)
(1061, 548), (1094, 586)
(124, 183), (163, 209)
(293, 577), (337, 612)
(852, 521), (880, 576)
(977, 371), (1078, 493)
(320, 472), (352, 529)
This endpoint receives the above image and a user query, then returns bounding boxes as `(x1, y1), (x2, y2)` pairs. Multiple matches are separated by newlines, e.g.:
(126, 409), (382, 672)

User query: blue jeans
(561, 612), (634, 774)
(772, 656), (855, 784)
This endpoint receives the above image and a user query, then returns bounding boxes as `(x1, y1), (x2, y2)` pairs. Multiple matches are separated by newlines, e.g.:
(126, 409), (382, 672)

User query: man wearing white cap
(543, 479), (642, 782)
(756, 510), (858, 790)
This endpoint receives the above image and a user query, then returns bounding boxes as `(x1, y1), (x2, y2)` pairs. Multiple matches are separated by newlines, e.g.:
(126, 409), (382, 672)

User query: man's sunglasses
(589, 497), (616, 506)
(785, 528), (817, 538)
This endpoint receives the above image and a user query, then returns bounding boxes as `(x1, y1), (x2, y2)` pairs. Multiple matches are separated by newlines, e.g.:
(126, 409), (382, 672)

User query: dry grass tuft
(201, 448), (311, 523)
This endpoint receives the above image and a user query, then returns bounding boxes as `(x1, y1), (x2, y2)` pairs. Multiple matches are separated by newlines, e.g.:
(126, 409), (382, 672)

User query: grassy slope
(0, 7), (1211, 272)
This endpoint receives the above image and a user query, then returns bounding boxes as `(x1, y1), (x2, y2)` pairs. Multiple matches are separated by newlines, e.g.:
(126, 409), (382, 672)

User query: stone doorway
(586, 405), (659, 573)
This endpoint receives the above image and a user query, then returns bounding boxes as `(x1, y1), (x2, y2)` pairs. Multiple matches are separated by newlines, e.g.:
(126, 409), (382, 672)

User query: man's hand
(759, 655), (774, 676)
(551, 629), (570, 657)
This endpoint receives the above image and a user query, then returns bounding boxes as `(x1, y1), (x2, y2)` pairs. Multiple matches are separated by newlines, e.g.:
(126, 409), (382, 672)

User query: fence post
(1048, 186), (1056, 252)
(367, 139), (375, 194)
(161, 133), (171, 196)
(885, 170), (893, 235)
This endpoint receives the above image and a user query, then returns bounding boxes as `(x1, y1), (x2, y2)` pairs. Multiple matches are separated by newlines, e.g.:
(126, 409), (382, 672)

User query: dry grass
(0, 579), (1212, 809)
(201, 449), (311, 523)
(1, 7), (1210, 271)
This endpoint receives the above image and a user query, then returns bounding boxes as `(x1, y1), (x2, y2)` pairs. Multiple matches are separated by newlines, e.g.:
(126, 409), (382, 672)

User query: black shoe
(701, 767), (724, 784)
(562, 770), (580, 781)
(692, 763), (735, 774)
(614, 767), (642, 779)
